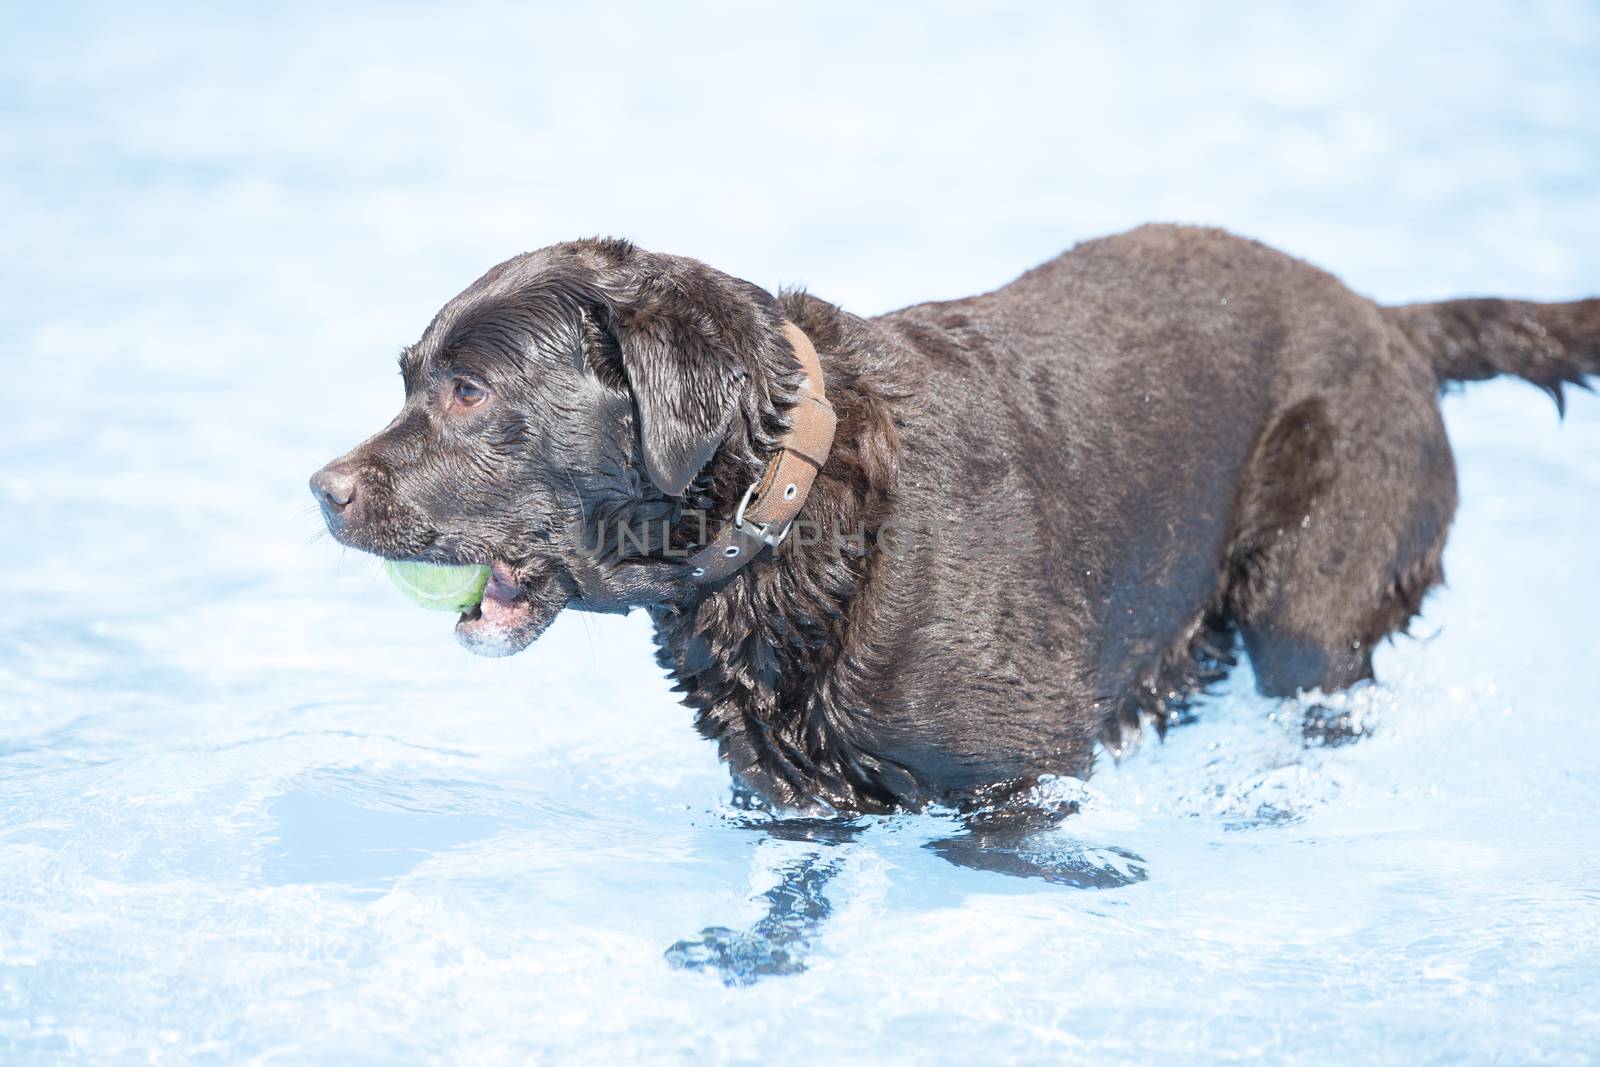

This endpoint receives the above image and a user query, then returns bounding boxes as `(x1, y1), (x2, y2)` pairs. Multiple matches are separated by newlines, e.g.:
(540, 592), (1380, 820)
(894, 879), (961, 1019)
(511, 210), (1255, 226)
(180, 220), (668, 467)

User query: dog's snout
(310, 463), (359, 521)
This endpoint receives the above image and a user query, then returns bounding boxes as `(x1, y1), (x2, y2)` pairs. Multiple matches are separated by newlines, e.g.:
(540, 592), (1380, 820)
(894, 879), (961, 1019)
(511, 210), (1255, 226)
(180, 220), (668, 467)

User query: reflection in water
(666, 805), (1147, 986)
(666, 851), (845, 986)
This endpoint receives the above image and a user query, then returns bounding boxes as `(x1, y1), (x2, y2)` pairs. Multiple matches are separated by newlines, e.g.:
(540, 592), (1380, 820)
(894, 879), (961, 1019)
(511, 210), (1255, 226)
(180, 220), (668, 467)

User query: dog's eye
(452, 379), (489, 408)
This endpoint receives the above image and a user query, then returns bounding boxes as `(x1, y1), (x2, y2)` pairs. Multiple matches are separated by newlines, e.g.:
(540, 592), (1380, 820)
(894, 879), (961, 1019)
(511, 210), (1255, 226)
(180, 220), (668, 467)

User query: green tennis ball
(383, 560), (492, 613)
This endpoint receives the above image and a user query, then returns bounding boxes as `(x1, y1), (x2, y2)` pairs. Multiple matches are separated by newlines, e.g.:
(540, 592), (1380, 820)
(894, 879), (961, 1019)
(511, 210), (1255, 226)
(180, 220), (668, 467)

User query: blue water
(3, 3), (1599, 1063)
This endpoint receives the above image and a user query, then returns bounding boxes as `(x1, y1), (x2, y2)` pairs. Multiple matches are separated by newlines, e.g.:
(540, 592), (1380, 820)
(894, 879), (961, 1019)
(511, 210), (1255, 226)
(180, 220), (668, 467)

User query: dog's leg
(1227, 386), (1456, 699)
(925, 805), (1148, 887)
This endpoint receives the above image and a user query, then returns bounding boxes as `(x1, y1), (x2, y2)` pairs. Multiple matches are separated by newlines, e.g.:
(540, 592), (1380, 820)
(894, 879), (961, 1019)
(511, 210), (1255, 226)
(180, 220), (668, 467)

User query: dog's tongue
(454, 561), (563, 657)
(475, 561), (525, 626)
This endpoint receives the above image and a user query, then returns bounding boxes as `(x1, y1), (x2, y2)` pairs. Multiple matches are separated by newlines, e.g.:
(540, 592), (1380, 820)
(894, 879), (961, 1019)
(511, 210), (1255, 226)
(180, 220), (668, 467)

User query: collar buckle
(733, 480), (792, 548)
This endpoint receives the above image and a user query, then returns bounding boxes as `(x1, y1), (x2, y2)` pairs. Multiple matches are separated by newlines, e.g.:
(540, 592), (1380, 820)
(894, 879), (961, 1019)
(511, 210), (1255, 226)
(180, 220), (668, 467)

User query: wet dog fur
(312, 225), (1599, 814)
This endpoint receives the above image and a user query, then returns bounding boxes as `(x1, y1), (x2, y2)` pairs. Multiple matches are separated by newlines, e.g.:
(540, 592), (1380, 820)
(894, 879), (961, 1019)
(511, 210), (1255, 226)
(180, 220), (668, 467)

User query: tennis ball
(383, 560), (491, 613)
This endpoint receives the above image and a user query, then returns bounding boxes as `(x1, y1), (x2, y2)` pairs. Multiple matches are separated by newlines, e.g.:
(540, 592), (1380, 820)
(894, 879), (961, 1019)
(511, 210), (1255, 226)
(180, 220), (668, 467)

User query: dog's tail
(1383, 297), (1600, 414)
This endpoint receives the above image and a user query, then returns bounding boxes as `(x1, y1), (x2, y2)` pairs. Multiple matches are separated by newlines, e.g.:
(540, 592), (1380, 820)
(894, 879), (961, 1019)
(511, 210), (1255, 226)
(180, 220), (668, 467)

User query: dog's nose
(310, 463), (359, 519)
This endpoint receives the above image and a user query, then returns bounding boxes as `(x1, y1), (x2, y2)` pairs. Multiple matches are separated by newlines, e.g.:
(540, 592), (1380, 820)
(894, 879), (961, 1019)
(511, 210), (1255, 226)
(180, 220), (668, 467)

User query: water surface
(3, 4), (1598, 1063)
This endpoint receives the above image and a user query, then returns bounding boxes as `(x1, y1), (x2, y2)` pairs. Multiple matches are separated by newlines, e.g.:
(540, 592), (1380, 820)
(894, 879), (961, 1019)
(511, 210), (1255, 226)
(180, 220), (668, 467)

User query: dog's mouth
(454, 559), (572, 658)
(459, 560), (526, 628)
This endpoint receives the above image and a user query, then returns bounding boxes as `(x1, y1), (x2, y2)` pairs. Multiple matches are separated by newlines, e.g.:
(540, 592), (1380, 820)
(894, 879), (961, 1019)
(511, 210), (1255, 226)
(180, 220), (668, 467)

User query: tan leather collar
(689, 322), (835, 584)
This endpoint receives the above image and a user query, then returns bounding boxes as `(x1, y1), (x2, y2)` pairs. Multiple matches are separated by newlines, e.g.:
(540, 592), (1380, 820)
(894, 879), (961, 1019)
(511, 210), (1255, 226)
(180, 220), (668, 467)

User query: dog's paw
(1300, 702), (1373, 748)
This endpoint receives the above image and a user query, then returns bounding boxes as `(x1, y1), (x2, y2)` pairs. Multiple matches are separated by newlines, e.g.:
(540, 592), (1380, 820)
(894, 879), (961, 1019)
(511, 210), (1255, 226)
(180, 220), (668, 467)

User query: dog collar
(688, 321), (836, 584)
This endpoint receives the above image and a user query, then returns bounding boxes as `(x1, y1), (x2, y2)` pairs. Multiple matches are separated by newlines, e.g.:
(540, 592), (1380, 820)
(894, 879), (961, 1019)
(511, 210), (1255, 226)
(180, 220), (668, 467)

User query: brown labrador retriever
(312, 225), (1598, 814)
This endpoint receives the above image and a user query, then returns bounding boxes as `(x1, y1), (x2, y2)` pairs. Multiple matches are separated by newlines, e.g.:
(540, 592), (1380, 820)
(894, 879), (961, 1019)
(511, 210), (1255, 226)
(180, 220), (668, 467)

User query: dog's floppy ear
(592, 256), (780, 496)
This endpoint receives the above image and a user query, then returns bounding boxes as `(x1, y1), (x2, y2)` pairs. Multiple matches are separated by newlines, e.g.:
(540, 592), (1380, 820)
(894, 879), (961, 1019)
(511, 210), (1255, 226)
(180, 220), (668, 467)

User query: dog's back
(864, 224), (1595, 757)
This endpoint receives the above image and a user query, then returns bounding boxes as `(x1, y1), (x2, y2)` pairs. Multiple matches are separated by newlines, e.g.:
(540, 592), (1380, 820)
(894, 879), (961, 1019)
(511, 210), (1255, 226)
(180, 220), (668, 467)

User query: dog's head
(310, 239), (797, 656)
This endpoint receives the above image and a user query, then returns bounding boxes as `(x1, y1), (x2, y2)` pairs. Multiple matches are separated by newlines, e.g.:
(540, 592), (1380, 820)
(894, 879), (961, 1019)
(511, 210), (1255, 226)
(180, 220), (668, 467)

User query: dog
(312, 225), (1598, 815)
